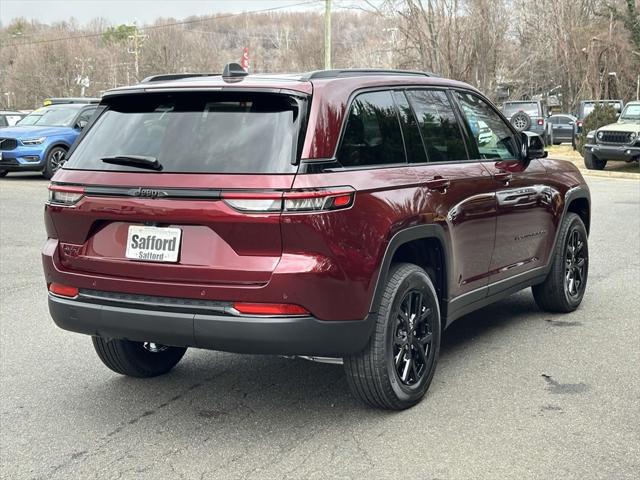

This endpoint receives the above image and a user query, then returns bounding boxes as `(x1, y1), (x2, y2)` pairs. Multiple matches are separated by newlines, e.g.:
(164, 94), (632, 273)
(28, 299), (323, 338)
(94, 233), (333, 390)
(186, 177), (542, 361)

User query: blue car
(0, 103), (98, 178)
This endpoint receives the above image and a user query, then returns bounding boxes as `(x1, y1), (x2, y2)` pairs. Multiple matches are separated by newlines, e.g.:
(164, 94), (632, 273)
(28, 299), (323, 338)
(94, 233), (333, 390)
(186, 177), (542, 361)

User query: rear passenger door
(402, 89), (498, 300)
(453, 90), (556, 287)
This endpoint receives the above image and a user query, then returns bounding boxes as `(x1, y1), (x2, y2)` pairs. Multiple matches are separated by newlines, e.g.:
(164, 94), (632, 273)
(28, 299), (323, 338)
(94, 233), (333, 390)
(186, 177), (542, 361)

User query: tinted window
(391, 91), (427, 164)
(65, 92), (304, 174)
(406, 89), (467, 162)
(456, 92), (518, 160)
(0, 116), (7, 127)
(336, 91), (405, 167)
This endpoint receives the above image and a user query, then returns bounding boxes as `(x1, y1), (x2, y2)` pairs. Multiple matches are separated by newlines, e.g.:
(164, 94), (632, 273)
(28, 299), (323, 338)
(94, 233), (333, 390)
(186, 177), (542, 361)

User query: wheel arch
(369, 224), (451, 320)
(565, 187), (591, 235)
(43, 141), (71, 164)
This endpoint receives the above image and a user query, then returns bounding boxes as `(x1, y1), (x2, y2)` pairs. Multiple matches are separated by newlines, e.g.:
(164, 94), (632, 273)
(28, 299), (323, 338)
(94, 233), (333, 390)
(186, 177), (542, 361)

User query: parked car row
(500, 98), (627, 148)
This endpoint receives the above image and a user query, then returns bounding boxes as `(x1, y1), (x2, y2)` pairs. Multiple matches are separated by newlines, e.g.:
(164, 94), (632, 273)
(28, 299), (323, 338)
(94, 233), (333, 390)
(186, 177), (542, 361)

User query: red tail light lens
(49, 283), (79, 298)
(283, 188), (355, 212)
(48, 185), (85, 206)
(233, 302), (309, 316)
(577, 121), (583, 127)
(222, 187), (355, 213)
(537, 119), (544, 126)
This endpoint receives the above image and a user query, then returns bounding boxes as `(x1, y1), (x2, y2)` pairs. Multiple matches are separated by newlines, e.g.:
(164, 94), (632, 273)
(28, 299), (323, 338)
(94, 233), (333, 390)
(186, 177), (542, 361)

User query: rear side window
(391, 91), (428, 164)
(406, 89), (467, 162)
(64, 92), (305, 174)
(336, 91), (405, 167)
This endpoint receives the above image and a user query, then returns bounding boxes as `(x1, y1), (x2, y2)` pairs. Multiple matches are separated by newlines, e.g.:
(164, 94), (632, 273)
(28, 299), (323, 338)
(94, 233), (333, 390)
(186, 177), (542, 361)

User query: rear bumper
(48, 293), (375, 357)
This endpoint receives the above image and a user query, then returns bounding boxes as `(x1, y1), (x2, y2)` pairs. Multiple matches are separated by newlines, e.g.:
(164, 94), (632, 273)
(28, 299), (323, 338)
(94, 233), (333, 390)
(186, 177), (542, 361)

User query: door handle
(424, 177), (450, 192)
(494, 171), (513, 183)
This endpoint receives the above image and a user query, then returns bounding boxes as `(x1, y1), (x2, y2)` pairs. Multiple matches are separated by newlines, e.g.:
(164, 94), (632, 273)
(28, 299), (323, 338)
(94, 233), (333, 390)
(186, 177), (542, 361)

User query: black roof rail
(302, 69), (436, 80)
(140, 73), (219, 83)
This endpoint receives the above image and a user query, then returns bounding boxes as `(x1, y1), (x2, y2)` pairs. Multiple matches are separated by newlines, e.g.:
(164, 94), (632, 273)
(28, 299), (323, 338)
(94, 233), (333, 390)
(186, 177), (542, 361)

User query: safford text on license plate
(125, 225), (182, 262)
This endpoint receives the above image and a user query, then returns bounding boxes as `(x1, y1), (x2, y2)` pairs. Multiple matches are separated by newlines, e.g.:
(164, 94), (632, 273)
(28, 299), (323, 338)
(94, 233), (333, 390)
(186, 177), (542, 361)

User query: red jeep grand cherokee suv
(43, 66), (590, 410)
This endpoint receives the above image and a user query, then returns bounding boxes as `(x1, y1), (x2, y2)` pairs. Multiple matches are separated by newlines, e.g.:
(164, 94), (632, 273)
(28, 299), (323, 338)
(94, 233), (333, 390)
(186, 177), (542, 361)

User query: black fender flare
(561, 185), (591, 233)
(368, 224), (451, 315)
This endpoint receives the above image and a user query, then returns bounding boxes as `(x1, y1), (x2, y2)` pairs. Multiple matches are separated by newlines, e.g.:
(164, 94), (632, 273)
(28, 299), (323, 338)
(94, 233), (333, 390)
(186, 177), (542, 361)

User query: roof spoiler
(140, 73), (218, 83)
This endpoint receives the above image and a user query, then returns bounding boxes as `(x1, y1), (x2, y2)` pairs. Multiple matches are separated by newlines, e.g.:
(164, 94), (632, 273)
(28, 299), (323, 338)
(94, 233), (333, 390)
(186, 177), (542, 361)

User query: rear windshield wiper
(101, 155), (163, 171)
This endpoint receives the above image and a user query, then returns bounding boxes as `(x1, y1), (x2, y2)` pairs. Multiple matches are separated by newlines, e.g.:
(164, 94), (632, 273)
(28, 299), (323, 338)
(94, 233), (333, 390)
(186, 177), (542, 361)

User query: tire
(532, 212), (588, 313)
(92, 337), (187, 378)
(583, 151), (606, 170)
(510, 112), (531, 131)
(42, 146), (67, 179)
(0, 170), (7, 177)
(344, 263), (441, 410)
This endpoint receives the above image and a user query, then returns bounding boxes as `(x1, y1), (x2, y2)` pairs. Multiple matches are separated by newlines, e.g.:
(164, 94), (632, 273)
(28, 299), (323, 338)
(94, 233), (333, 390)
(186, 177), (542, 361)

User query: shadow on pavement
(65, 292), (542, 439)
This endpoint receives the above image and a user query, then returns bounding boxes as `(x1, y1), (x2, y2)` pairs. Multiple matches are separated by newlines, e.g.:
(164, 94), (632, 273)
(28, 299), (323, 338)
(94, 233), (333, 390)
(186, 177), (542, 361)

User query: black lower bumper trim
(48, 294), (375, 357)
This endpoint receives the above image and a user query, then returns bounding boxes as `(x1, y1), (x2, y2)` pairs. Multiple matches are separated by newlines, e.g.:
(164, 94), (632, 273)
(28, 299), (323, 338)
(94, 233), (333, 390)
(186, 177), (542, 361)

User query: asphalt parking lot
(1, 172), (639, 480)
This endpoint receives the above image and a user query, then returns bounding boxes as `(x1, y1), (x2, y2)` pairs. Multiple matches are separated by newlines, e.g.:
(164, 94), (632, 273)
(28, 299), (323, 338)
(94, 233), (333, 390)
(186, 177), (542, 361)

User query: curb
(549, 155), (640, 180)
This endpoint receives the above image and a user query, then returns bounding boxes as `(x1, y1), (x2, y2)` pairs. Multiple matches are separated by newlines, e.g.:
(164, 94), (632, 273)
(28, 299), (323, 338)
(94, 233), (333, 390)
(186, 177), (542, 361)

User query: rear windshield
(503, 102), (540, 118)
(64, 92), (306, 174)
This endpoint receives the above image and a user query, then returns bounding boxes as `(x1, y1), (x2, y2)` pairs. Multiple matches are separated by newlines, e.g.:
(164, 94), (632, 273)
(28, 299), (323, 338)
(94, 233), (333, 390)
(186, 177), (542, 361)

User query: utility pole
(74, 57), (92, 97)
(127, 22), (146, 82)
(324, 0), (331, 70)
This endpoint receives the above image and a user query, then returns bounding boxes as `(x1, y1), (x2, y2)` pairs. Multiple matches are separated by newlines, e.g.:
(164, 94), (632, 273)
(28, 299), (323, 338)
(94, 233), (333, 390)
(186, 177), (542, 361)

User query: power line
(0, 0), (321, 49)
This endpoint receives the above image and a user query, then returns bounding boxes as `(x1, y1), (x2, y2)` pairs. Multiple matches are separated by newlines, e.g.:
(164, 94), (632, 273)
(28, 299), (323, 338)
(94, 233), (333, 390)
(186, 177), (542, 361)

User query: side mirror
(520, 131), (548, 161)
(76, 119), (88, 130)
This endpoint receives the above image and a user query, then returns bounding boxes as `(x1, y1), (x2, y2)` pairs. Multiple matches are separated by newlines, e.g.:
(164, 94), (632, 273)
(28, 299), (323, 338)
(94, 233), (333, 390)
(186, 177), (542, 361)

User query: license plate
(125, 225), (182, 263)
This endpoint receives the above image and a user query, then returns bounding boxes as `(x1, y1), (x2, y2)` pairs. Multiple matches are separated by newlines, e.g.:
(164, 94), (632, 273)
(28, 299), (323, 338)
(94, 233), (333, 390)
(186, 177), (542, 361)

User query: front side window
(65, 92), (304, 174)
(456, 92), (518, 160)
(406, 89), (467, 162)
(76, 107), (97, 127)
(336, 91), (405, 167)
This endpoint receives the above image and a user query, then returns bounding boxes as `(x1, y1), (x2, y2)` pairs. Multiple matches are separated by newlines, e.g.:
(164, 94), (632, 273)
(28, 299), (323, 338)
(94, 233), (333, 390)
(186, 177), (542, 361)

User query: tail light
(48, 184), (85, 206)
(232, 302), (309, 316)
(49, 283), (79, 298)
(537, 119), (544, 126)
(577, 121), (583, 128)
(222, 187), (355, 214)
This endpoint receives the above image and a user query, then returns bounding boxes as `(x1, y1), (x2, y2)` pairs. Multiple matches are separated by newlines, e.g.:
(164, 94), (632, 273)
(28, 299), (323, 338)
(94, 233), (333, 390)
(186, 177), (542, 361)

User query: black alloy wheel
(391, 289), (435, 387)
(564, 228), (587, 300)
(533, 212), (588, 313)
